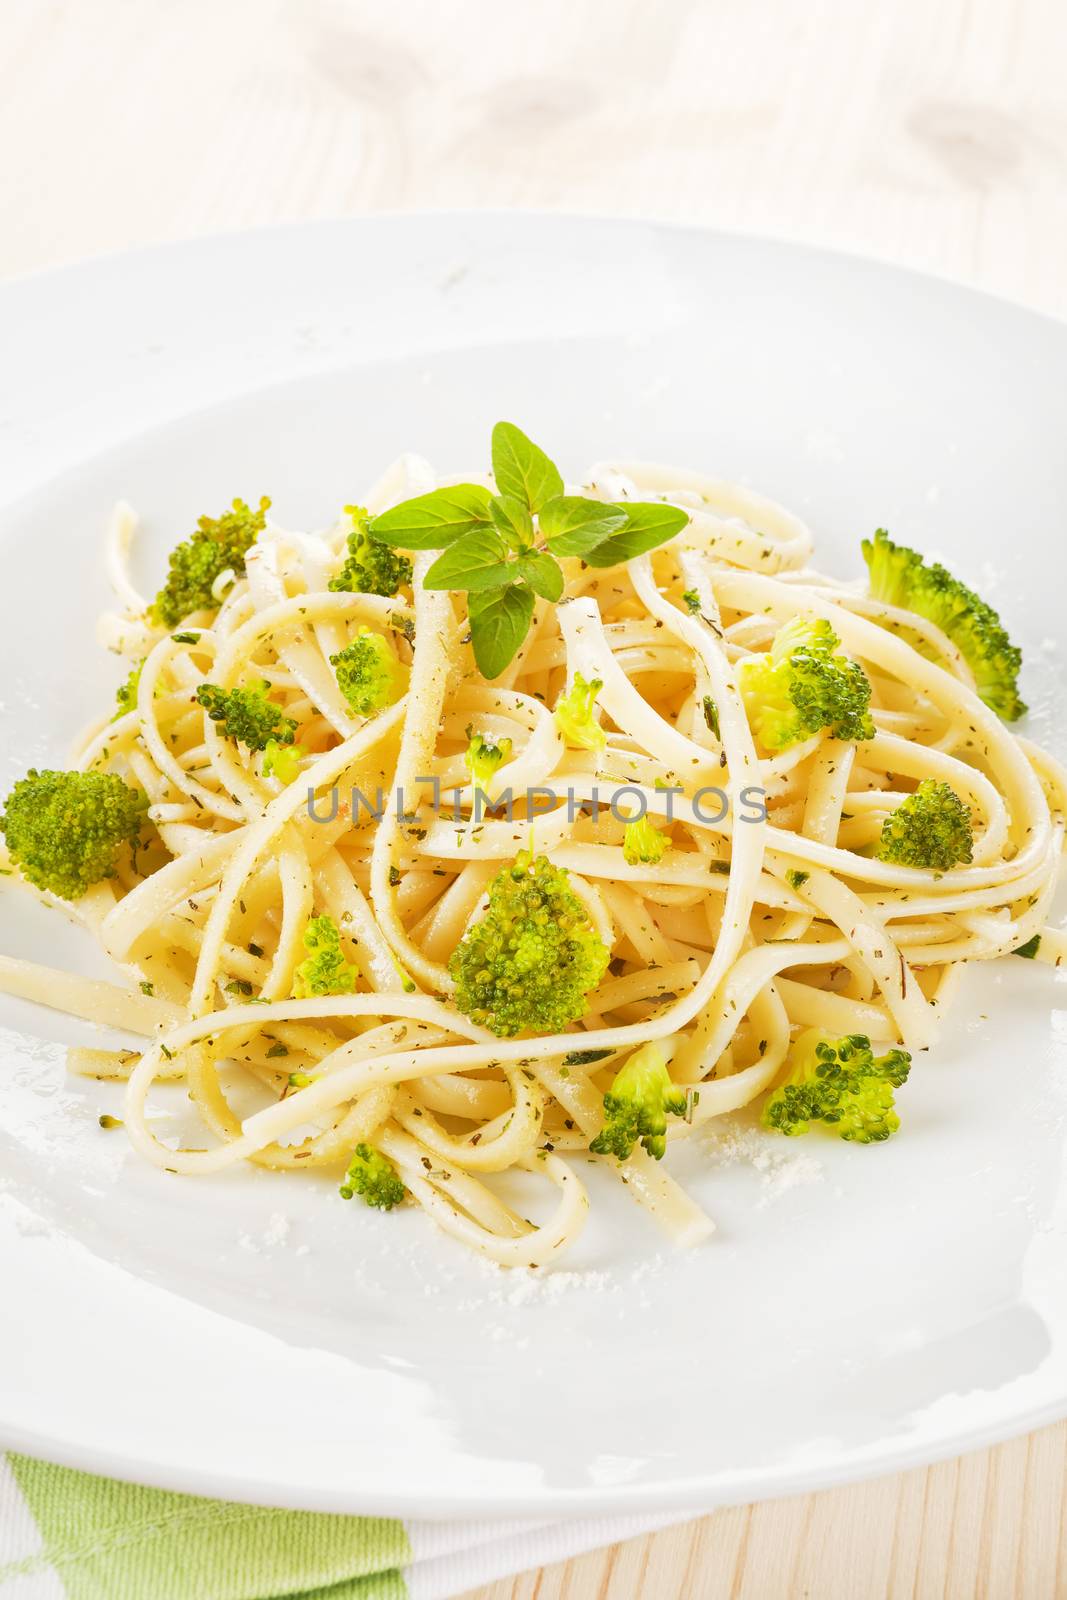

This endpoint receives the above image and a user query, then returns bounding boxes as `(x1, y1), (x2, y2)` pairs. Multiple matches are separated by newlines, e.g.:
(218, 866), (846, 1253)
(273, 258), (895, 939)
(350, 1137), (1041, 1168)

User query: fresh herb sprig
(368, 422), (689, 677)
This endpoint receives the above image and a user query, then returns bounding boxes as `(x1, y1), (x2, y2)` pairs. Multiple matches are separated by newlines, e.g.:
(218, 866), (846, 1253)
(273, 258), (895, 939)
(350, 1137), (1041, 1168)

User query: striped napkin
(0, 1454), (691, 1598)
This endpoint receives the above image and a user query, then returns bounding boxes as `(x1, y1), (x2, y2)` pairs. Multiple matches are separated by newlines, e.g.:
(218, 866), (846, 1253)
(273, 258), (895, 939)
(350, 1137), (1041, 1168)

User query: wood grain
(463, 1424), (1067, 1598)
(1, 2), (1064, 1595)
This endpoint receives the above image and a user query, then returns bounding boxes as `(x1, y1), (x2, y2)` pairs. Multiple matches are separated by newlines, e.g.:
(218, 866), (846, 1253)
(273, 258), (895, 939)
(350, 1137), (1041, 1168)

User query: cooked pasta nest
(1, 450), (1064, 1269)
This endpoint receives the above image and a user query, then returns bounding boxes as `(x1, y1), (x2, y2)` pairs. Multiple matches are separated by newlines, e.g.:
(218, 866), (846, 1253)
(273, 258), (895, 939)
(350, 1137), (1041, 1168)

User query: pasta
(1, 443), (1063, 1270)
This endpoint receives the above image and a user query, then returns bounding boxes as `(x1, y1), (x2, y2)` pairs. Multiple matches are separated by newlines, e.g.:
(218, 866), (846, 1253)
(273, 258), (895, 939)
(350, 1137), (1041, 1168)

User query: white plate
(0, 215), (1065, 1518)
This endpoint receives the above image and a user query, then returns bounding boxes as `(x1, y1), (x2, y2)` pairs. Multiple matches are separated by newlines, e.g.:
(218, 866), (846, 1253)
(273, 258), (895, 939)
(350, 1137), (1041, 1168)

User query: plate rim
(4, 1390), (1067, 1519)
(4, 203), (1067, 335)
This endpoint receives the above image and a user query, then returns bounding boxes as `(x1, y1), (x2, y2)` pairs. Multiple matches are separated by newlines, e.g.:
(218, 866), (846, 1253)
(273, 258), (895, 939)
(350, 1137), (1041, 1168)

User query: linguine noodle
(1, 451), (1063, 1268)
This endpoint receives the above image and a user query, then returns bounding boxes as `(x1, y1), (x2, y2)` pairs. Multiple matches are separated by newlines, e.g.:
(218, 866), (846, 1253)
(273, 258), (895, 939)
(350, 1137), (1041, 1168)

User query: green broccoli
(554, 673), (606, 751)
(1, 769), (148, 900)
(589, 1042), (688, 1161)
(449, 849), (610, 1037)
(877, 779), (973, 871)
(330, 505), (413, 599)
(339, 1142), (406, 1209)
(292, 914), (358, 998)
(622, 814), (668, 865)
(763, 1029), (912, 1142)
(738, 617), (875, 753)
(861, 528), (1025, 721)
(464, 728), (513, 794)
(331, 629), (409, 716)
(114, 661), (143, 718)
(151, 497), (270, 626)
(262, 738), (306, 786)
(196, 680), (297, 753)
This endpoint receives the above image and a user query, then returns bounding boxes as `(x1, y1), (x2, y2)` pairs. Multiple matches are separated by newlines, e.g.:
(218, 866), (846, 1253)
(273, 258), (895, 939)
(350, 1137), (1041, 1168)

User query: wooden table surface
(3, 1), (1066, 1594)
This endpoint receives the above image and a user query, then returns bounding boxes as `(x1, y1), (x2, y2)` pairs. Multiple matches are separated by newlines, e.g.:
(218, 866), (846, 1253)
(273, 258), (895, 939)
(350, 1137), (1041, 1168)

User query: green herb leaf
(468, 584), (536, 678)
(369, 485), (493, 550)
(582, 502), (690, 567)
(423, 528), (514, 592)
(517, 551), (564, 602)
(491, 422), (564, 513)
(540, 496), (628, 557)
(489, 494), (535, 550)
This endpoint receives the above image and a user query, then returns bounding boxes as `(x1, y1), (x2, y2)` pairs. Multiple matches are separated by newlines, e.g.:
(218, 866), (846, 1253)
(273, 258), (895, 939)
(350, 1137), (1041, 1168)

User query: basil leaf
(581, 502), (690, 567)
(540, 495), (629, 557)
(489, 494), (534, 551)
(369, 485), (493, 549)
(468, 584), (536, 678)
(423, 528), (513, 592)
(517, 551), (564, 602)
(491, 422), (564, 513)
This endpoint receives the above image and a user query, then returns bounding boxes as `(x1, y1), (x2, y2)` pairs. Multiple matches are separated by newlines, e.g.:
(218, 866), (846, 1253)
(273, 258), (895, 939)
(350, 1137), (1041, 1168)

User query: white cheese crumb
(453, 1253), (669, 1310)
(262, 1211), (289, 1247)
(496, 1268), (612, 1306)
(238, 1211), (290, 1252)
(704, 1121), (824, 1208)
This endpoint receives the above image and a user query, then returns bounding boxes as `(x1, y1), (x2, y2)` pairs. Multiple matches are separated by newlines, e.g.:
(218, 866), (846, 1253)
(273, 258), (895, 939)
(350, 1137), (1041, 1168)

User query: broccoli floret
(877, 779), (973, 871)
(861, 528), (1025, 721)
(292, 914), (358, 998)
(151, 497), (269, 626)
(589, 1042), (688, 1161)
(114, 661), (143, 718)
(763, 1029), (912, 1142)
(449, 849), (610, 1037)
(262, 738), (306, 785)
(739, 617), (875, 752)
(1, 769), (148, 900)
(196, 680), (297, 753)
(330, 505), (413, 599)
(331, 629), (409, 717)
(554, 673), (606, 751)
(464, 727), (513, 794)
(622, 814), (668, 865)
(339, 1142), (405, 1209)
(115, 661), (169, 721)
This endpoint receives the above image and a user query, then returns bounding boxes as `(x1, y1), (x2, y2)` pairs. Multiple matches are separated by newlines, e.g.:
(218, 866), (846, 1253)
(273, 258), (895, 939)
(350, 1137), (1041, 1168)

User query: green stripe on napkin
(3, 1454), (410, 1600)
